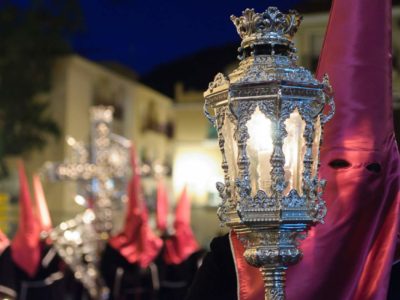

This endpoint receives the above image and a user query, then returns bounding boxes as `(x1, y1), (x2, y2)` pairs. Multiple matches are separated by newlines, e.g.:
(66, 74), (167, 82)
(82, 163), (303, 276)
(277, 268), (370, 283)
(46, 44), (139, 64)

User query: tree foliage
(0, 0), (82, 175)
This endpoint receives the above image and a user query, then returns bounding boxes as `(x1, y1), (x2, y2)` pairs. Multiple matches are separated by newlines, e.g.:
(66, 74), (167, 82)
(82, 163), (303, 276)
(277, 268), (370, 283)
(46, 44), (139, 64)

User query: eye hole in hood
(329, 159), (351, 169)
(366, 163), (381, 173)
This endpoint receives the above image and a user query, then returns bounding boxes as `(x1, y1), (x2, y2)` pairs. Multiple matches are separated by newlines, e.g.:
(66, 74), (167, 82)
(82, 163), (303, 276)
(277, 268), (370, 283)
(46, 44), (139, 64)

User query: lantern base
(261, 267), (287, 300)
(239, 228), (305, 299)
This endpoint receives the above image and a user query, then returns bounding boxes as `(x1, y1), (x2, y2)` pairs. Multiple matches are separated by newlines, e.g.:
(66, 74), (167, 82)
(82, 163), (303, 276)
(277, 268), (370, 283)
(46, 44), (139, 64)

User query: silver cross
(42, 106), (131, 299)
(44, 106), (131, 233)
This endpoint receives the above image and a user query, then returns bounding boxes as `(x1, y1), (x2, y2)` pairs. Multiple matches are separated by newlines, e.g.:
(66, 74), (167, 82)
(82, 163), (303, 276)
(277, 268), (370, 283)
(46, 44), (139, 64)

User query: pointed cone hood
(156, 178), (168, 233)
(0, 229), (9, 255)
(230, 1), (400, 299)
(110, 145), (163, 267)
(118, 186), (163, 268)
(32, 174), (52, 233)
(110, 146), (143, 250)
(164, 186), (199, 265)
(11, 161), (41, 277)
(284, 0), (400, 299)
(317, 0), (393, 151)
(137, 200), (163, 268)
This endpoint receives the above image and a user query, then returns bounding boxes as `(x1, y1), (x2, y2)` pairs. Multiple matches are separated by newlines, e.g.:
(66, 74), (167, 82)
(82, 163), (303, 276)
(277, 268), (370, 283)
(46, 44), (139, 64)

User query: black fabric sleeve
(388, 261), (400, 300)
(0, 247), (18, 299)
(185, 234), (237, 300)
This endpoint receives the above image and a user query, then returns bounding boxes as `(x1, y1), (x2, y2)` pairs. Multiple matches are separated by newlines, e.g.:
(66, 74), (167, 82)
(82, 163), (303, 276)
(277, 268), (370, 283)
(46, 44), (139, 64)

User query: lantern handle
(321, 74), (335, 124)
(228, 96), (238, 120)
(203, 102), (216, 126)
(321, 94), (335, 124)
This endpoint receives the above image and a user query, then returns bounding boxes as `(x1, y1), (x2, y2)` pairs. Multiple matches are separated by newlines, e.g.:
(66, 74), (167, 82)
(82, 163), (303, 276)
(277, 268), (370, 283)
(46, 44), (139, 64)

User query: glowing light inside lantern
(246, 108), (273, 196)
(283, 110), (306, 194)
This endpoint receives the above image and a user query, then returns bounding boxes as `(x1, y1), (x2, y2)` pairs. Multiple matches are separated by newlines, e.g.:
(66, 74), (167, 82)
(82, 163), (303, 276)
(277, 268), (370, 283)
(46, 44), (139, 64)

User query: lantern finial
(231, 7), (302, 55)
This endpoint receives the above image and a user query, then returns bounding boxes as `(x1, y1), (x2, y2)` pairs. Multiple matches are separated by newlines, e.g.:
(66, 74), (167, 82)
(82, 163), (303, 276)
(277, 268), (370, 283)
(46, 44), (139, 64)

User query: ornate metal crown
(231, 7), (302, 51)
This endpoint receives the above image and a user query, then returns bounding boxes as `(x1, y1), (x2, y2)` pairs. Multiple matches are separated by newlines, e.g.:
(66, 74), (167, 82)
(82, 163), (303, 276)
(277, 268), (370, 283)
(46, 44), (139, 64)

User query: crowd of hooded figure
(0, 154), (205, 300)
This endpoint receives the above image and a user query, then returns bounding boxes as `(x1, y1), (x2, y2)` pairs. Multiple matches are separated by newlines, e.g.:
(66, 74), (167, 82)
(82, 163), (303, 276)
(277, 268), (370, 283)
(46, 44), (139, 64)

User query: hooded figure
(102, 147), (163, 300)
(23, 173), (67, 300)
(187, 0), (400, 299)
(284, 0), (400, 298)
(32, 174), (52, 235)
(158, 187), (203, 300)
(11, 162), (41, 278)
(7, 164), (66, 300)
(163, 187), (200, 265)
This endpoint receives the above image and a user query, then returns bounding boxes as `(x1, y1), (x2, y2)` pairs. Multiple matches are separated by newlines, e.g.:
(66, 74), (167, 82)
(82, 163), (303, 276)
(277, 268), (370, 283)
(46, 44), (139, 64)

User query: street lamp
(204, 7), (335, 300)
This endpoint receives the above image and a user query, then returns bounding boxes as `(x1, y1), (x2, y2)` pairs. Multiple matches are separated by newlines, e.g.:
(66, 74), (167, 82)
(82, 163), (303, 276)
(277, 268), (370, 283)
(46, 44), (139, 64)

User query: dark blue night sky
(12, 0), (305, 75)
(73, 0), (305, 75)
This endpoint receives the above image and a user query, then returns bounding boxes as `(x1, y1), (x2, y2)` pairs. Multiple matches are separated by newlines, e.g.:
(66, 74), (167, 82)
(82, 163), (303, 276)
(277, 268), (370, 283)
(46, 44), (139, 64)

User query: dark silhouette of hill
(141, 43), (238, 98)
(294, 0), (332, 13)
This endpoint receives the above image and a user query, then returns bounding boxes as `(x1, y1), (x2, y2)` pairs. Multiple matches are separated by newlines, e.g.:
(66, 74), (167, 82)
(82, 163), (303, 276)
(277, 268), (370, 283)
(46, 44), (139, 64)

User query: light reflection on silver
(50, 209), (102, 299)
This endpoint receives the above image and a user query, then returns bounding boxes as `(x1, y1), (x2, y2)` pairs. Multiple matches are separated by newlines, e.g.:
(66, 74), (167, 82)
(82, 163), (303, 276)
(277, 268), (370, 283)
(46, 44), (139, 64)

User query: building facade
(23, 55), (174, 227)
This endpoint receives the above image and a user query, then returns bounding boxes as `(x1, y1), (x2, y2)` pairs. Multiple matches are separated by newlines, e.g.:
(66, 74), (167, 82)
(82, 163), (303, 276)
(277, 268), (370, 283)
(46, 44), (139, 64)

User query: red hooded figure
(11, 161), (41, 278)
(109, 146), (162, 268)
(32, 174), (52, 235)
(109, 146), (144, 250)
(133, 198), (163, 268)
(103, 146), (163, 299)
(163, 186), (199, 265)
(229, 0), (400, 299)
(286, 0), (400, 298)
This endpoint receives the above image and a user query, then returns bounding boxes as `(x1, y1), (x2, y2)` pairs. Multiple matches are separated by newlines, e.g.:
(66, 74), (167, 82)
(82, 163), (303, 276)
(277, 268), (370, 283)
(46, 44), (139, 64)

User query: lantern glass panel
(221, 113), (239, 184)
(246, 107), (273, 196)
(283, 109), (306, 195)
(312, 116), (322, 178)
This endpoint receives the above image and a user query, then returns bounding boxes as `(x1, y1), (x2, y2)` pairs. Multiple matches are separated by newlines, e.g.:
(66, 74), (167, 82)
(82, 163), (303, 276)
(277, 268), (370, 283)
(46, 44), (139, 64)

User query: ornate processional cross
(43, 106), (131, 299)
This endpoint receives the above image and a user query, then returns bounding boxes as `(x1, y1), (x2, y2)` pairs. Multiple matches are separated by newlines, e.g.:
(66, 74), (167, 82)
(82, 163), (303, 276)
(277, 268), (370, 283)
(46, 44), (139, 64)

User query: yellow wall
(172, 88), (226, 246)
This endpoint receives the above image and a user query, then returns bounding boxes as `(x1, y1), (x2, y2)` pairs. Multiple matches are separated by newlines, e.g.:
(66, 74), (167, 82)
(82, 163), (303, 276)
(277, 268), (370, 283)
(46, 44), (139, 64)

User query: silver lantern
(204, 7), (335, 300)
